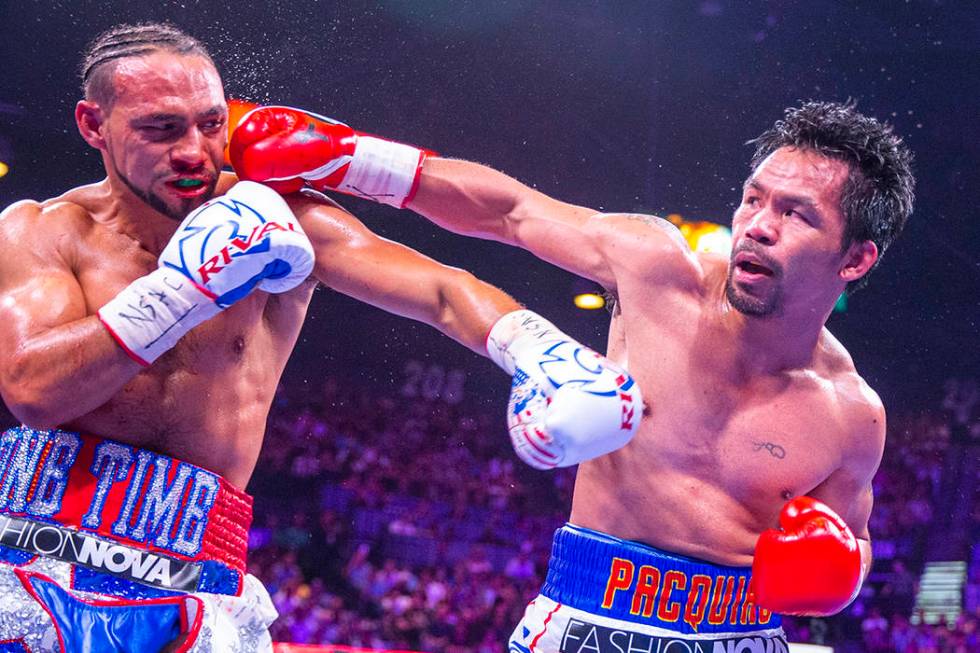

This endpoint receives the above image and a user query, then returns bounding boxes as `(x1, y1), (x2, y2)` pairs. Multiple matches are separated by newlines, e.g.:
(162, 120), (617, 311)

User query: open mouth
(736, 260), (774, 277)
(166, 178), (211, 196)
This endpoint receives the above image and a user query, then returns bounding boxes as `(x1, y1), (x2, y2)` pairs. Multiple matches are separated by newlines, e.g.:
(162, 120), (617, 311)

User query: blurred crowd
(246, 374), (568, 651)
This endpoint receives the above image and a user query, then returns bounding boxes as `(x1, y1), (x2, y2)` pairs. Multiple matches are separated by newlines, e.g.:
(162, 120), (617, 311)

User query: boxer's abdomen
(579, 265), (850, 565)
(65, 227), (317, 488)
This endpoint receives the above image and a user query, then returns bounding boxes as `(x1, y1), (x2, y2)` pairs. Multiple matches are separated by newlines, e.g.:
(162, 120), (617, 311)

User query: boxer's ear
(75, 100), (106, 150)
(839, 239), (878, 284)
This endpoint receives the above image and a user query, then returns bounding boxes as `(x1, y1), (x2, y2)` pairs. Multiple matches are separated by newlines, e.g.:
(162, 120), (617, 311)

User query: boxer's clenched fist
(487, 310), (642, 469)
(750, 496), (864, 616)
(99, 182), (314, 365)
(230, 105), (427, 208)
(159, 181), (313, 303)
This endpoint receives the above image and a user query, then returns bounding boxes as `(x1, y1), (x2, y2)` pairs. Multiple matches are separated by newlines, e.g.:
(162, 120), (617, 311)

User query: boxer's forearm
(1, 316), (140, 428)
(410, 158), (560, 243)
(858, 537), (872, 584)
(299, 198), (521, 355)
(409, 159), (618, 288)
(433, 271), (522, 354)
(321, 263), (520, 355)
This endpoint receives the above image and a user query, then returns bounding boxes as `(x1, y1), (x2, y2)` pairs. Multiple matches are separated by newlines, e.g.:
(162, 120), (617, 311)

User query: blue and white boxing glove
(98, 181), (314, 365)
(486, 309), (642, 469)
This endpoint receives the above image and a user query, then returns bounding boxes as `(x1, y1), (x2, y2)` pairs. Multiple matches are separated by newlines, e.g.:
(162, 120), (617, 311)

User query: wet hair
(79, 22), (216, 111)
(748, 100), (915, 293)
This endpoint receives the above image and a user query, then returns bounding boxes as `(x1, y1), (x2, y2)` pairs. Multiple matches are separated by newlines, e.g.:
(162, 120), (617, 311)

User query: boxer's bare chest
(62, 211), (316, 483)
(572, 280), (851, 562)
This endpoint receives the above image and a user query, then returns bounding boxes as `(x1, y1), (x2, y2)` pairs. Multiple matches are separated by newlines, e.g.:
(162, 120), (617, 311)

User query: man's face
(725, 146), (852, 317)
(99, 52), (227, 220)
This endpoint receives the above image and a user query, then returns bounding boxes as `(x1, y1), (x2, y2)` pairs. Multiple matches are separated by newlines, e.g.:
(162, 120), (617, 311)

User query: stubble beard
(724, 266), (782, 317)
(113, 162), (217, 221)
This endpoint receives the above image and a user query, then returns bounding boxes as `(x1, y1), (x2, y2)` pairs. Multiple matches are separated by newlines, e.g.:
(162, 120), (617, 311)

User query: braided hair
(80, 22), (216, 110)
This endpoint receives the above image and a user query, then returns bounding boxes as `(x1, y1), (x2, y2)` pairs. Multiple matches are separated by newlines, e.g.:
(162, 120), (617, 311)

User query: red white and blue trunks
(0, 427), (276, 653)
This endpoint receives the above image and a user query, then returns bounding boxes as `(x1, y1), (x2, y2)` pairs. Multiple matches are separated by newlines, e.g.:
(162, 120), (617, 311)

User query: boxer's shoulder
(814, 329), (886, 456)
(0, 191), (97, 262)
(590, 212), (703, 288)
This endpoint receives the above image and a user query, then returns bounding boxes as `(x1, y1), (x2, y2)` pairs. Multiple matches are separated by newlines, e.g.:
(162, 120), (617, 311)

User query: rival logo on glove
(196, 220), (298, 284)
(163, 196), (300, 287)
(615, 374), (638, 431)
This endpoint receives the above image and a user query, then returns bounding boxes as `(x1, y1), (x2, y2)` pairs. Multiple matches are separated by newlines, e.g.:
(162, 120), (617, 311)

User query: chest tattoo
(751, 440), (787, 459)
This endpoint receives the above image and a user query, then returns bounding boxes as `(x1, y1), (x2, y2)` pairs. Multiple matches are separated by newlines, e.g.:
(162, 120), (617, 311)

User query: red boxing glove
(750, 496), (863, 616)
(229, 105), (427, 207)
(223, 98), (260, 169)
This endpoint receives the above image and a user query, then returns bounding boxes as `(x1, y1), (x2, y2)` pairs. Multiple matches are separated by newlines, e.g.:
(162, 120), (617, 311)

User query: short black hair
(80, 22), (216, 111)
(748, 100), (915, 294)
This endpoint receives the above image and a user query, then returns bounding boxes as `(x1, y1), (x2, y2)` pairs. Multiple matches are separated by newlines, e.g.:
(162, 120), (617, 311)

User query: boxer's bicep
(0, 204), (88, 342)
(0, 205), (90, 400)
(295, 201), (518, 352)
(505, 193), (619, 288)
(809, 473), (875, 585)
(809, 403), (886, 539)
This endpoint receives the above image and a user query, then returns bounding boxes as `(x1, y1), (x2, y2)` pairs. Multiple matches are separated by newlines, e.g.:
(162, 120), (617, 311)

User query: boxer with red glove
(229, 106), (427, 207)
(751, 496), (872, 616)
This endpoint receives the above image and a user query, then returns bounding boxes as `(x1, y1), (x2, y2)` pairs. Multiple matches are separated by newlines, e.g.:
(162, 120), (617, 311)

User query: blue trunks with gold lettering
(509, 524), (788, 653)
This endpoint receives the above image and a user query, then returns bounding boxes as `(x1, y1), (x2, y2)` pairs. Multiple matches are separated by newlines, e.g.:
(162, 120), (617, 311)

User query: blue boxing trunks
(509, 524), (788, 653)
(0, 427), (276, 653)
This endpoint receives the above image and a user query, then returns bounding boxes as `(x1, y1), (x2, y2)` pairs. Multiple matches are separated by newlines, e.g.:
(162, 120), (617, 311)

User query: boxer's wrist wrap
(486, 309), (564, 375)
(335, 136), (425, 208)
(98, 268), (221, 366)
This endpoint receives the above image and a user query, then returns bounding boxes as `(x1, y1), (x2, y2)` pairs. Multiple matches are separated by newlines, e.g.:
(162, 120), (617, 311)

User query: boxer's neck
(96, 177), (182, 255)
(720, 295), (834, 375)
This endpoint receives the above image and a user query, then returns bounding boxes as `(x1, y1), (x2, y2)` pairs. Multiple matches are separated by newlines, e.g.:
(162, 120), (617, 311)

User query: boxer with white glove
(98, 181), (314, 366)
(227, 97), (911, 653)
(486, 309), (642, 469)
(229, 108), (644, 467)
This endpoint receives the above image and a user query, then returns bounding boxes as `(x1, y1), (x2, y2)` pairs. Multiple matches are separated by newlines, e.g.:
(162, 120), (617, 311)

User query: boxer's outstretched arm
(292, 195), (643, 469)
(291, 196), (521, 354)
(408, 159), (616, 284)
(410, 159), (696, 292)
(230, 108), (692, 292)
(0, 202), (141, 428)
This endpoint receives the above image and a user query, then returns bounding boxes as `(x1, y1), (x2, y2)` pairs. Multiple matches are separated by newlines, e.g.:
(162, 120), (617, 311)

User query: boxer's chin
(117, 169), (217, 221)
(724, 271), (781, 317)
(160, 179), (219, 220)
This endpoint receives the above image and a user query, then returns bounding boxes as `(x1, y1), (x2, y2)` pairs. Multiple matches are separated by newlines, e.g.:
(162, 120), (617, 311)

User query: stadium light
(666, 214), (732, 255)
(573, 293), (605, 310)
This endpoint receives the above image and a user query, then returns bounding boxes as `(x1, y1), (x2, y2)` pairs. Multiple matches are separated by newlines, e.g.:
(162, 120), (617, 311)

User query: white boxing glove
(486, 310), (642, 469)
(98, 182), (314, 365)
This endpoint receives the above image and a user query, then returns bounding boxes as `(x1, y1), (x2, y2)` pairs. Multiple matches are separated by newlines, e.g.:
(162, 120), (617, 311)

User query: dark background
(0, 0), (977, 417)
